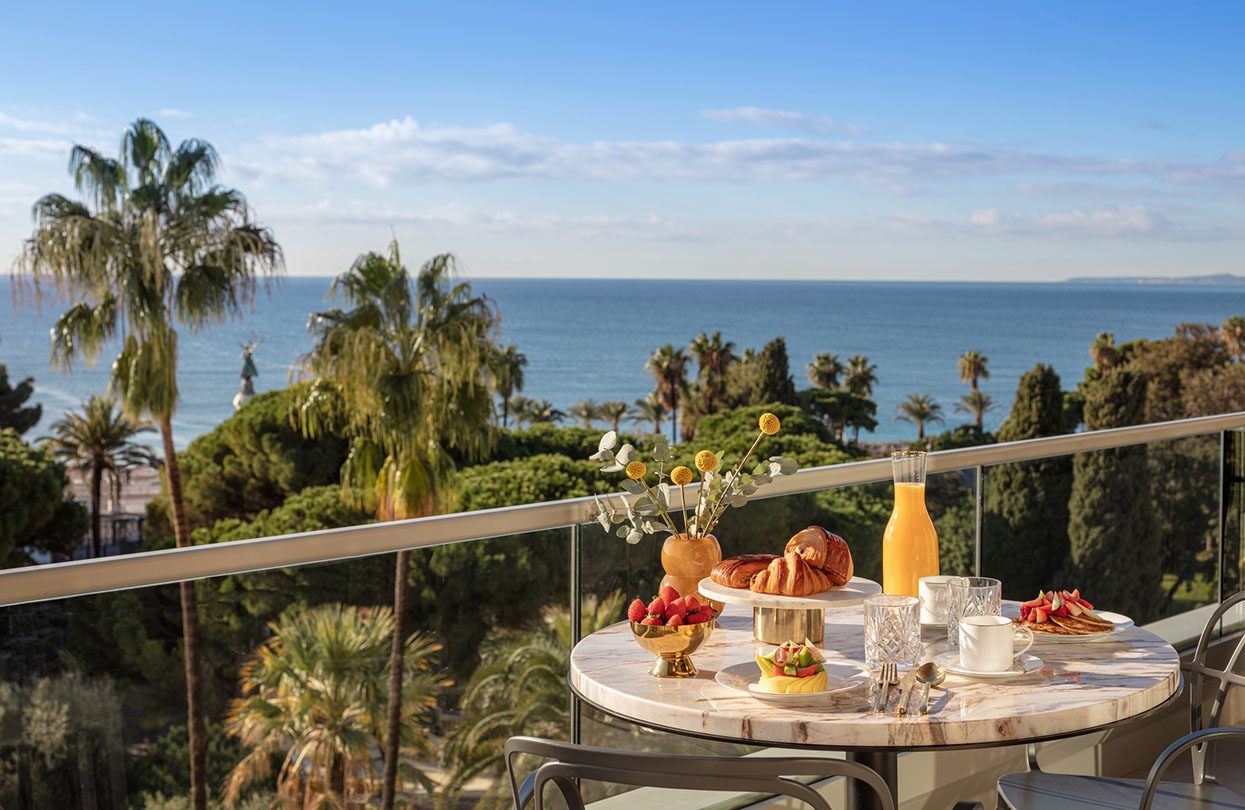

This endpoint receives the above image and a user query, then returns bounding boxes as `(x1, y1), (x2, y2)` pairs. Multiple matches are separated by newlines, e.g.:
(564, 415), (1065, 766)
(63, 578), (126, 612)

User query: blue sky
(0, 1), (1242, 280)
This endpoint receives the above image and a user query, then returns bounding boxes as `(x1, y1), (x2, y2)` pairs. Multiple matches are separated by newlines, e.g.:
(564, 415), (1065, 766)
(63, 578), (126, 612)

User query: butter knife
(894, 671), (917, 716)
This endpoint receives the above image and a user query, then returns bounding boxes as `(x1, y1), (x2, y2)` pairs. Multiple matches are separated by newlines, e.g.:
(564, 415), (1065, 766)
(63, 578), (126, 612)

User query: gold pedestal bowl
(629, 620), (714, 677)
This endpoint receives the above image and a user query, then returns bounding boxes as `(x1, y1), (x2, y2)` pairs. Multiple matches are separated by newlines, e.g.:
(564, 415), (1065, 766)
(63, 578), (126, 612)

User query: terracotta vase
(659, 533), (723, 611)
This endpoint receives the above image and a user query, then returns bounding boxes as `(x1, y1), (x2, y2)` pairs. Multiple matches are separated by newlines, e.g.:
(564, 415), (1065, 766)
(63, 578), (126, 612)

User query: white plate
(1022, 610), (1134, 642)
(933, 651), (1044, 680)
(714, 660), (871, 702)
(698, 575), (881, 611)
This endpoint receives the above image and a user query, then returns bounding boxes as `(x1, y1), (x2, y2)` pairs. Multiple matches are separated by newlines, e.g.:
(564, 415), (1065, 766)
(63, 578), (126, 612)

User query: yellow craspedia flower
(759, 412), (781, 435)
(694, 450), (718, 473)
(671, 466), (694, 486)
(625, 461), (647, 480)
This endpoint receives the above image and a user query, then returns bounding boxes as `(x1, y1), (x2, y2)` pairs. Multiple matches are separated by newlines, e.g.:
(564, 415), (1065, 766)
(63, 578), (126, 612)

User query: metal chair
(504, 736), (899, 810)
(997, 590), (1245, 810)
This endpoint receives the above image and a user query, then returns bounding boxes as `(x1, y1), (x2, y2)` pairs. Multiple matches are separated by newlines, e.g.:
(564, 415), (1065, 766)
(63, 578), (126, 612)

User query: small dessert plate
(715, 661), (870, 702)
(932, 650), (1043, 680)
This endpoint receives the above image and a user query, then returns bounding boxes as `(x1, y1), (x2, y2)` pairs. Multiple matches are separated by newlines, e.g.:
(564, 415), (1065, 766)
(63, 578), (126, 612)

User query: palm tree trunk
(917, 420), (925, 440)
(501, 397), (509, 429)
(380, 549), (410, 810)
(89, 465), (103, 558)
(670, 401), (679, 445)
(159, 415), (207, 810)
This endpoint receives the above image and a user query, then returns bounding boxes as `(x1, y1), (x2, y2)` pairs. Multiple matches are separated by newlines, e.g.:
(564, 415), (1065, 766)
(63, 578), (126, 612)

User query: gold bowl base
(650, 654), (698, 678)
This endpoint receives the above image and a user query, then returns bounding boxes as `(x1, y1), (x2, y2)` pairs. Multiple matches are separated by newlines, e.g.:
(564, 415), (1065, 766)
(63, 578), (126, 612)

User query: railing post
(569, 523), (582, 745)
(1218, 431), (1226, 609)
(974, 466), (984, 577)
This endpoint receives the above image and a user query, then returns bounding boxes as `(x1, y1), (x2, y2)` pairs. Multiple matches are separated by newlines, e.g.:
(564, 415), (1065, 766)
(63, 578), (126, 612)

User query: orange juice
(882, 457), (940, 597)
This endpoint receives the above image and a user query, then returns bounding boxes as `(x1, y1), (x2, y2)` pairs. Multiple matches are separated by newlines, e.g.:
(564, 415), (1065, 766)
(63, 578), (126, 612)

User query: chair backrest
(1182, 589), (1245, 783)
(504, 736), (895, 810)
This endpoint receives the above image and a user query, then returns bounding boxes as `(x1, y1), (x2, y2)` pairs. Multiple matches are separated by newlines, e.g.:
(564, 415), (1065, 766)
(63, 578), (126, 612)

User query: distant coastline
(1064, 273), (1245, 286)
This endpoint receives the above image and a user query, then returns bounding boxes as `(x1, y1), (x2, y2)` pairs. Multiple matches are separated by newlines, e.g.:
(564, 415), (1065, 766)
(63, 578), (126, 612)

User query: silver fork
(873, 661), (897, 713)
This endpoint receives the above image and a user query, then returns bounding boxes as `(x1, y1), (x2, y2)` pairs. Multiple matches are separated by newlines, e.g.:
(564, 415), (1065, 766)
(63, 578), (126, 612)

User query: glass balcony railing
(0, 412), (1243, 808)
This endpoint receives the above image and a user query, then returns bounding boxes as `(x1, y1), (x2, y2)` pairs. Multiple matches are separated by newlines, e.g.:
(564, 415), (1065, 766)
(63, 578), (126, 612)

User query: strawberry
(1053, 605), (1070, 618)
(664, 598), (687, 621)
(687, 608), (714, 624)
(796, 664), (819, 677)
(684, 595), (701, 612)
(1071, 588), (1081, 601)
(659, 585), (680, 605)
(666, 614), (685, 627)
(1033, 606), (1048, 623)
(1079, 598), (1094, 610)
(627, 598), (646, 623)
(1021, 596), (1046, 609)
(646, 596), (666, 617)
(1067, 601), (1083, 617)
(640, 616), (663, 626)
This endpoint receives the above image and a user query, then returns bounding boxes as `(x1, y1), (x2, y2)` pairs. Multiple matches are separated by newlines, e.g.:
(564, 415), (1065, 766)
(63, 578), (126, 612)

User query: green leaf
(620, 479), (645, 495)
(625, 528), (644, 545)
(616, 525), (630, 538)
(599, 431), (618, 452)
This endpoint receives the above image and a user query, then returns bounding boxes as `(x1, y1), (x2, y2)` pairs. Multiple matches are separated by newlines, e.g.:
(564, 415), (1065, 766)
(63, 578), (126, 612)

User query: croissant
(749, 552), (834, 597)
(711, 554), (779, 589)
(785, 526), (854, 587)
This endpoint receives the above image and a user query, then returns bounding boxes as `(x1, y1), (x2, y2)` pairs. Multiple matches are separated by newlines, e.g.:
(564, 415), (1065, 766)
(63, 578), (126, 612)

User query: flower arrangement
(589, 412), (797, 544)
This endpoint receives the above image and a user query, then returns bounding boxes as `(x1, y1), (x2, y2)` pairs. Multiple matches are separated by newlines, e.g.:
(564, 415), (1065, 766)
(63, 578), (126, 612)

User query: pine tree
(0, 364), (41, 435)
(1066, 369), (1161, 621)
(750, 337), (798, 405)
(982, 364), (1071, 599)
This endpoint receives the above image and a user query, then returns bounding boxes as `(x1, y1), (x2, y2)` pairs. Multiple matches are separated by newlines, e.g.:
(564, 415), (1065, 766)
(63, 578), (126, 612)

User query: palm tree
(18, 117), (281, 810)
(40, 396), (155, 558)
(956, 390), (996, 431)
(528, 400), (566, 424)
(688, 330), (736, 411)
(508, 395), (536, 428)
(1222, 316), (1245, 362)
(632, 393), (666, 436)
(896, 393), (944, 441)
(442, 593), (624, 808)
(491, 344), (527, 427)
(598, 401), (631, 433)
(807, 352), (846, 390)
(646, 344), (689, 443)
(957, 350), (990, 392)
(566, 399), (601, 428)
(844, 355), (878, 398)
(1090, 331), (1117, 371)
(224, 603), (449, 808)
(294, 243), (496, 810)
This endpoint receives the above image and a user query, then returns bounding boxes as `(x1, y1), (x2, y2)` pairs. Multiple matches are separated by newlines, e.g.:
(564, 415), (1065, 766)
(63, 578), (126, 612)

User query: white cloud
(0, 112), (77, 135)
(0, 136), (71, 158)
(267, 199), (688, 240)
(700, 106), (868, 136)
(965, 205), (1171, 237)
(228, 115), (1245, 195)
(157, 108), (193, 119)
(969, 208), (999, 226)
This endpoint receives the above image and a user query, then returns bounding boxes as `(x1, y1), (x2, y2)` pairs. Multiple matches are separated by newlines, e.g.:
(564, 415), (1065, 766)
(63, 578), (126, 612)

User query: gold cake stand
(697, 576), (881, 647)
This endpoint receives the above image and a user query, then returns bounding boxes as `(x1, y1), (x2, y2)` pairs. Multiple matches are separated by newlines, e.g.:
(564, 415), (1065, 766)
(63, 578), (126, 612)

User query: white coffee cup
(959, 615), (1034, 672)
(918, 575), (957, 625)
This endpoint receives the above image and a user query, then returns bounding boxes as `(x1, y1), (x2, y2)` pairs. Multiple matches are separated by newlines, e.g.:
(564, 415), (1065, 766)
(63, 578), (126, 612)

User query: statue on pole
(233, 338), (261, 411)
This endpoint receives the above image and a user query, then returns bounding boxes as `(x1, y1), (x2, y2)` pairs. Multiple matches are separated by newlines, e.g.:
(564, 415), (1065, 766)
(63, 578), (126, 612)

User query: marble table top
(570, 604), (1181, 751)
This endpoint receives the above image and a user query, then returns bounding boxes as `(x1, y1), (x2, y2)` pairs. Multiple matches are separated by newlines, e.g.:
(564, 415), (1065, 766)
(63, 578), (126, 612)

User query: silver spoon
(914, 661), (946, 715)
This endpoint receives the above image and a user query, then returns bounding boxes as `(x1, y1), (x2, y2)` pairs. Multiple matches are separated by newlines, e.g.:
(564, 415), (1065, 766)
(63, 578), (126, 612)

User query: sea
(3, 276), (1244, 449)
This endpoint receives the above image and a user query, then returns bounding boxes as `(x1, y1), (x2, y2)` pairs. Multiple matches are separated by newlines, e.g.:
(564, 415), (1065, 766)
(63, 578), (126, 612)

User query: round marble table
(570, 603), (1181, 810)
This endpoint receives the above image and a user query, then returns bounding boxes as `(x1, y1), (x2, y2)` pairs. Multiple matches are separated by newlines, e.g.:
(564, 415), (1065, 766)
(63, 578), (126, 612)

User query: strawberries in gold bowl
(627, 585), (715, 677)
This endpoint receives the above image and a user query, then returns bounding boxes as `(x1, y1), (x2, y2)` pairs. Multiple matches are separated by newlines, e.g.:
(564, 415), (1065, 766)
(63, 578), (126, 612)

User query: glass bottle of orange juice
(882, 450), (939, 597)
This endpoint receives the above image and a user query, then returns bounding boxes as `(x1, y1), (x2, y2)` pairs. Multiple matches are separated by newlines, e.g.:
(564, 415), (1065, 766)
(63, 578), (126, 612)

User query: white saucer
(933, 651), (1044, 680)
(714, 660), (871, 702)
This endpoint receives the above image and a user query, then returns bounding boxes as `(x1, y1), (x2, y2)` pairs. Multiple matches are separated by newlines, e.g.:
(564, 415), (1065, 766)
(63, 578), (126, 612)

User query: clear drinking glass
(947, 576), (1002, 648)
(864, 594), (921, 668)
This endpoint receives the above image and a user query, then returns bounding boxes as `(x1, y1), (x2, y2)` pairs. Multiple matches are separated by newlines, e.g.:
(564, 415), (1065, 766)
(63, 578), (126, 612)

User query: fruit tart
(755, 639), (829, 694)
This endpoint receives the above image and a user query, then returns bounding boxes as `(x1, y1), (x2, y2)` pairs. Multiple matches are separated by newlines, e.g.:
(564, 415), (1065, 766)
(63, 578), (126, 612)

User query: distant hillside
(1065, 273), (1245, 285)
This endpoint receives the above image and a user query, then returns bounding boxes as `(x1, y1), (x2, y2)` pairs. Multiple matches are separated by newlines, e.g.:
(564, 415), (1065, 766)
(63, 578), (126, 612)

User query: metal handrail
(1, 411), (1242, 608)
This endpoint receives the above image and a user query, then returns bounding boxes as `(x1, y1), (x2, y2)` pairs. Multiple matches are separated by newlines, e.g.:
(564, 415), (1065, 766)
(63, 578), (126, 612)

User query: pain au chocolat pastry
(785, 526), (854, 587)
(749, 552), (834, 597)
(710, 553), (779, 589)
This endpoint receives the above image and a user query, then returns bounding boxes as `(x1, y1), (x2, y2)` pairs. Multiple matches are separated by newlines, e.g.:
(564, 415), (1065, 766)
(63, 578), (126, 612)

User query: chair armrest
(1139, 727), (1245, 810)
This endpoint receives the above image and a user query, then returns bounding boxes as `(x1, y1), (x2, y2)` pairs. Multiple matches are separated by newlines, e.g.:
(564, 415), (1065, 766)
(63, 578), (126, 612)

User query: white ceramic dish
(1022, 610), (1134, 643)
(714, 660), (871, 702)
(698, 575), (882, 611)
(933, 651), (1044, 680)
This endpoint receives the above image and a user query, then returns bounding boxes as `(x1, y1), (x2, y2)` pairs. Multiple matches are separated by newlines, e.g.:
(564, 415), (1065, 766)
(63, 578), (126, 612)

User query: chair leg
(952, 802), (985, 810)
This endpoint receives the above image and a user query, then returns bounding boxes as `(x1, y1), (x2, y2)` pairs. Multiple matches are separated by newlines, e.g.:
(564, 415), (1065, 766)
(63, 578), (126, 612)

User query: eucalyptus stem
(702, 429), (765, 535)
(639, 479), (681, 535)
(679, 484), (690, 536)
